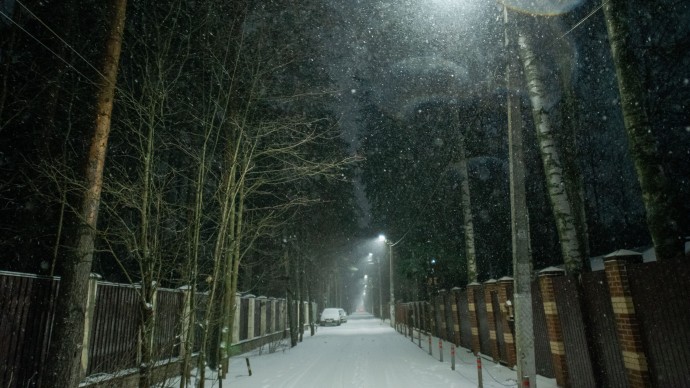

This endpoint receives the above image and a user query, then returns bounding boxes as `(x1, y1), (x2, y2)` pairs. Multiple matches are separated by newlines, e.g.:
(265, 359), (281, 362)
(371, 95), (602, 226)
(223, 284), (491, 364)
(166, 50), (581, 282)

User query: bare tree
(179, 4), (359, 381)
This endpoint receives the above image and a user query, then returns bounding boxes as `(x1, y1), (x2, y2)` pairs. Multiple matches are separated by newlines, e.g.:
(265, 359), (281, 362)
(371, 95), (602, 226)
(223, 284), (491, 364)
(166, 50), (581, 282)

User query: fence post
(279, 299), (287, 335)
(438, 290), (447, 341)
(80, 273), (101, 378)
(233, 293), (241, 344)
(258, 296), (267, 338)
(410, 304), (415, 342)
(450, 287), (461, 346)
(467, 282), (482, 355)
(418, 314), (422, 348)
(483, 279), (500, 362)
(302, 300), (306, 333)
(538, 267), (569, 387)
(604, 250), (651, 388)
(245, 294), (256, 339)
(497, 276), (517, 368)
(268, 297), (276, 334)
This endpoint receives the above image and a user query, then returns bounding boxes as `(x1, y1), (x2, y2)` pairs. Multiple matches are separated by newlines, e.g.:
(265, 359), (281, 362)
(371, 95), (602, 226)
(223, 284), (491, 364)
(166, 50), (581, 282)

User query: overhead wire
(0, 7), (97, 86)
(14, 0), (108, 82)
(555, 0), (608, 43)
(2, 1), (195, 127)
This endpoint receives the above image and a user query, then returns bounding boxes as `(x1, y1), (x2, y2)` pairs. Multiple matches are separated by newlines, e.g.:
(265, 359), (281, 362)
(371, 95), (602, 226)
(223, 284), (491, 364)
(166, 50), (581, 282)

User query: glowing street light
(368, 252), (384, 321)
(378, 234), (398, 327)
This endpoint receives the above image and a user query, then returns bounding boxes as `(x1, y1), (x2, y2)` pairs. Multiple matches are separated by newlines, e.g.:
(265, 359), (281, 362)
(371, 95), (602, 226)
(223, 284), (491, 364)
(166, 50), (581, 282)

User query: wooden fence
(0, 271), (308, 388)
(396, 252), (690, 388)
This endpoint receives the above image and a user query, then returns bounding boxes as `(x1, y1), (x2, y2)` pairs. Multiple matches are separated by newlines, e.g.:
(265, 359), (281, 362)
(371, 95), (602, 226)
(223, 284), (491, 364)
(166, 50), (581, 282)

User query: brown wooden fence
(0, 272), (293, 388)
(396, 255), (690, 388)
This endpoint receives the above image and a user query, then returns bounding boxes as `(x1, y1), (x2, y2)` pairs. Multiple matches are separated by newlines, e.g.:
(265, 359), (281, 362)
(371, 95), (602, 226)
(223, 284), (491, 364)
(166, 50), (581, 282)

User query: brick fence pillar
(483, 279), (500, 362)
(467, 282), (481, 354)
(604, 250), (651, 388)
(497, 276), (517, 368)
(451, 287), (461, 345)
(438, 290), (448, 340)
(538, 267), (569, 387)
(430, 296), (439, 337)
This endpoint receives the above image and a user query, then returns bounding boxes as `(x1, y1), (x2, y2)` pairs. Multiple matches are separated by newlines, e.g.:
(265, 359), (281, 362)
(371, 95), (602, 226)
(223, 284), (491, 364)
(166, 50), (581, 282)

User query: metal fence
(396, 257), (690, 387)
(0, 272), (292, 388)
(86, 282), (140, 375)
(0, 272), (59, 387)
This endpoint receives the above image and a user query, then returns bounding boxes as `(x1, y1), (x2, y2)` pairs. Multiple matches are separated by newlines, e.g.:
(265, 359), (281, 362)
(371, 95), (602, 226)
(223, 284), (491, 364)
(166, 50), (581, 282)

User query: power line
(556, 1), (608, 43)
(0, 7), (97, 86)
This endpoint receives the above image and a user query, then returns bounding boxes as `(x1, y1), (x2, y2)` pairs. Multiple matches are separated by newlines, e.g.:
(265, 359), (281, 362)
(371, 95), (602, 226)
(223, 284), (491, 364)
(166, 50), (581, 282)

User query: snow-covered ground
(186, 312), (557, 387)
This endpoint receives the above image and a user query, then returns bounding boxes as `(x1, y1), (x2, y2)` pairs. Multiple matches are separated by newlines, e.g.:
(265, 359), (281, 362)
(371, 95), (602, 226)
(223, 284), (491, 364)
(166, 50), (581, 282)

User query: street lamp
(368, 253), (384, 321)
(378, 234), (397, 327)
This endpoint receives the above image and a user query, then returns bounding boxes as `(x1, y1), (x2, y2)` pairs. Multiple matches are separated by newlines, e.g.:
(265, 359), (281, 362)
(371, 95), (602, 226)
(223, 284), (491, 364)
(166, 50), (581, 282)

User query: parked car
(320, 308), (341, 326)
(338, 308), (347, 323)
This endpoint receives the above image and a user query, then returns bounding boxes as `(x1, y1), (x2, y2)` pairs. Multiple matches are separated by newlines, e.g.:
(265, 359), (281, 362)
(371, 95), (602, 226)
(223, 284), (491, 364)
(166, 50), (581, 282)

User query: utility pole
(378, 257), (383, 321)
(388, 243), (395, 326)
(505, 5), (536, 386)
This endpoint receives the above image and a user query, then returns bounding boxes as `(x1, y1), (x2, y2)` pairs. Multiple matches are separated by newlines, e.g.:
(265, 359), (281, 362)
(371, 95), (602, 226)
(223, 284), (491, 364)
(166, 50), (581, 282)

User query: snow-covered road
(206, 312), (557, 388)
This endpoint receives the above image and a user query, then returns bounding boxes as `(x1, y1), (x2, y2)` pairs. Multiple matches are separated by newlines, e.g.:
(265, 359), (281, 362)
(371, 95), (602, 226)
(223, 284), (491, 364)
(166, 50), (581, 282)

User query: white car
(320, 308), (341, 326)
(338, 308), (347, 323)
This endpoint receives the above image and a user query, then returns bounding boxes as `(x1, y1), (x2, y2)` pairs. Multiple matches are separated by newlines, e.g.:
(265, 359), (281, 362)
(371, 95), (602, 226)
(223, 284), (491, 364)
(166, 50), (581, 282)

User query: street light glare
(378, 234), (386, 242)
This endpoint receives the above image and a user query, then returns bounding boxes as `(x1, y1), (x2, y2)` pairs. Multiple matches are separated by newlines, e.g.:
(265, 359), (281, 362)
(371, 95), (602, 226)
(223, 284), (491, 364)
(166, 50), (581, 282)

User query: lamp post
(368, 252), (384, 321)
(379, 234), (398, 327)
(376, 256), (383, 321)
(504, 5), (536, 384)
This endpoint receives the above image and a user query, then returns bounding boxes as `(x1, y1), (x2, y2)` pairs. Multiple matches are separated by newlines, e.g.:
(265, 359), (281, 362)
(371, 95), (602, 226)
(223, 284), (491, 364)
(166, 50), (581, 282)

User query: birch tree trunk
(454, 131), (478, 284)
(602, 0), (683, 261)
(448, 108), (477, 284)
(42, 0), (127, 386)
(517, 27), (587, 273)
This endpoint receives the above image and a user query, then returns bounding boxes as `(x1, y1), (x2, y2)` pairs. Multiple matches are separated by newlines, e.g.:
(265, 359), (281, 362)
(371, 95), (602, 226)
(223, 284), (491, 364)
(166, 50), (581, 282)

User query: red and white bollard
(476, 354), (483, 388)
(439, 338), (443, 362)
(522, 376), (530, 387)
(451, 344), (456, 370)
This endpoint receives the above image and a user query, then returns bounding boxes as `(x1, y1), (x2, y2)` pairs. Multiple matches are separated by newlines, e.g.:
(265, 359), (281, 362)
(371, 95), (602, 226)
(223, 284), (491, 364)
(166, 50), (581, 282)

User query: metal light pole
(378, 234), (401, 327)
(504, 6), (536, 385)
(388, 242), (395, 327)
(377, 257), (383, 321)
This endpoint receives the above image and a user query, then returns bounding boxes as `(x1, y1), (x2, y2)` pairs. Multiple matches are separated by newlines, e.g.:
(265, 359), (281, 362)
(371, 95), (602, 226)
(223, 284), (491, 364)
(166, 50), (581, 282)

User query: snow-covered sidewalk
(190, 312), (557, 387)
